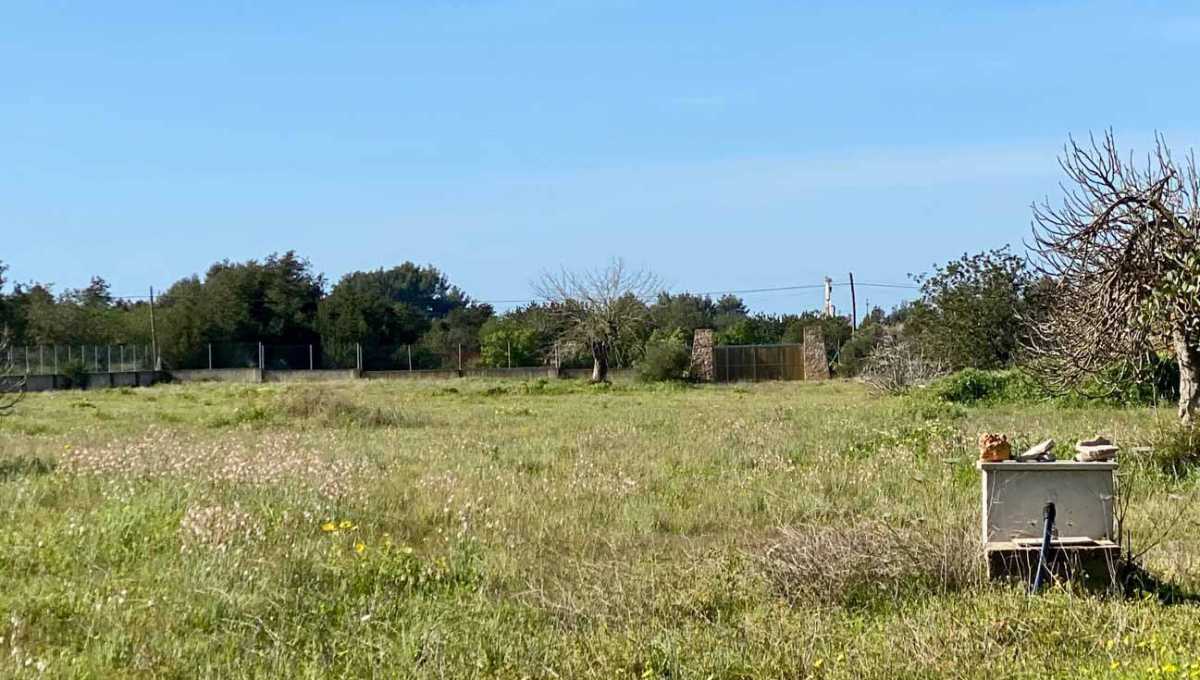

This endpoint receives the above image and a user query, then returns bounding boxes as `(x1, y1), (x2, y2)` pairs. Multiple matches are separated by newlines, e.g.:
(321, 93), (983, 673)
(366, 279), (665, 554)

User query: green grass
(1, 379), (1199, 678)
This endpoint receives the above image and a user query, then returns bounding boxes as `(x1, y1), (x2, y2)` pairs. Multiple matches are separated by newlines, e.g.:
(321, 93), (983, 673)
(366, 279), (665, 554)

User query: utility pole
(149, 286), (159, 369)
(848, 272), (857, 330)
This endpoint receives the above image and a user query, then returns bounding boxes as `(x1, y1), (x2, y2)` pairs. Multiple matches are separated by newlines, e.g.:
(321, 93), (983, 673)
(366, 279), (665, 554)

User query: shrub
(859, 339), (947, 394)
(60, 359), (89, 390)
(637, 329), (691, 382)
(928, 368), (1044, 405)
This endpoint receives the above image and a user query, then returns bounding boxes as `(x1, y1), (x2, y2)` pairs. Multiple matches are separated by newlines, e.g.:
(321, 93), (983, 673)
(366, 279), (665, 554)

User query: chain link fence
(5, 344), (155, 375)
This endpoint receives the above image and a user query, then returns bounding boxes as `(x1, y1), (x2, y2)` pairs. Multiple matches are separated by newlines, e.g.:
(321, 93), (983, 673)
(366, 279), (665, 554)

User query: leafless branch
(1027, 131), (1200, 421)
(0, 328), (26, 415)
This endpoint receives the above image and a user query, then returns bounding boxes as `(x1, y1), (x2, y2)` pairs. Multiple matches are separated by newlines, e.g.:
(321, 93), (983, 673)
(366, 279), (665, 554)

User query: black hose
(1030, 502), (1056, 594)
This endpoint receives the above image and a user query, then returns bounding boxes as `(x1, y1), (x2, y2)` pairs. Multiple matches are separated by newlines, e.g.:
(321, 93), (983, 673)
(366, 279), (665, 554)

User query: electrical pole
(848, 272), (857, 330)
(149, 286), (159, 369)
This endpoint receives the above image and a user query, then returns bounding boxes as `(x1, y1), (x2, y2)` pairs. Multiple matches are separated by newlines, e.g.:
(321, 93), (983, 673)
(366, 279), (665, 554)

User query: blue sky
(4, 1), (1199, 314)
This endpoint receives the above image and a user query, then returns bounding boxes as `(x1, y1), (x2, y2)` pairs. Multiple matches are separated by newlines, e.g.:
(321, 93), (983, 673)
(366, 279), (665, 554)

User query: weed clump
(1147, 422), (1200, 477)
(276, 389), (422, 429)
(760, 520), (980, 610)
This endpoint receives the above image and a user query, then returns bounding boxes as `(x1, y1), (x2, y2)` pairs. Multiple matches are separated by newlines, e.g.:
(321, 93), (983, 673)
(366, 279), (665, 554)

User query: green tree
(904, 247), (1034, 370)
(479, 317), (540, 367)
(318, 263), (468, 353)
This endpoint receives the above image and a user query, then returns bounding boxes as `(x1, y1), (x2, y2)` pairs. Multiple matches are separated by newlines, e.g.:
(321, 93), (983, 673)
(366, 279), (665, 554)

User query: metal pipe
(1030, 502), (1057, 594)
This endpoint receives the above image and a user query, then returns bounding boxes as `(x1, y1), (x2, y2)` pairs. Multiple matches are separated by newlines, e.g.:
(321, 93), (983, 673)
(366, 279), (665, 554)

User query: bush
(637, 329), (691, 382)
(60, 359), (89, 390)
(929, 368), (1044, 405)
(859, 339), (946, 394)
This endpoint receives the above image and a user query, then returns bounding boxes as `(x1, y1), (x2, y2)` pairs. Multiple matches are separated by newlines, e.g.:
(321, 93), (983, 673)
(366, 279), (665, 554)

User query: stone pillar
(689, 328), (715, 382)
(802, 327), (829, 381)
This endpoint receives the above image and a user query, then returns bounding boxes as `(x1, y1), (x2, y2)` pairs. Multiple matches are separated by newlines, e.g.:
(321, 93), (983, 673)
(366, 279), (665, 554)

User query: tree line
(0, 254), (865, 372)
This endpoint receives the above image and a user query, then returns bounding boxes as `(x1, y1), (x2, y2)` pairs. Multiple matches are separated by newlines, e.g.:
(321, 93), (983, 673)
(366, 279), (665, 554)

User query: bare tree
(0, 329), (25, 415)
(1028, 131), (1200, 423)
(859, 335), (947, 394)
(535, 259), (659, 382)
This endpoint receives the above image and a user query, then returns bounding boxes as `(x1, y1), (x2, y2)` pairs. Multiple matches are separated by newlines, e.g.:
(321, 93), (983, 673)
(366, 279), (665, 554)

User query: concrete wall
(22, 371), (167, 392)
(461, 366), (558, 380)
(364, 369), (464, 381)
(263, 369), (358, 383)
(557, 367), (635, 381)
(16, 365), (634, 392)
(171, 368), (262, 383)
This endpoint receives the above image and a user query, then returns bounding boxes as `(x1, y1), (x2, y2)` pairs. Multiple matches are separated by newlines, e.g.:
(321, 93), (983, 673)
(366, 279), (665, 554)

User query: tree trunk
(1175, 329), (1200, 425)
(590, 343), (609, 383)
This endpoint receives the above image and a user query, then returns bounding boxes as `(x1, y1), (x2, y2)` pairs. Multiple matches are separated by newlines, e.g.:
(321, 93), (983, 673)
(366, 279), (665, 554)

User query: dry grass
(761, 519), (982, 609)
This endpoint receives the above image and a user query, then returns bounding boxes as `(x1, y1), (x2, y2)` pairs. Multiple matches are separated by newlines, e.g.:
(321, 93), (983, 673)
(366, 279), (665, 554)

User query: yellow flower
(1111, 660), (1120, 670)
(321, 521), (337, 532)
(1164, 663), (1178, 674)
(355, 542), (366, 555)
(813, 659), (824, 669)
(339, 520), (355, 530)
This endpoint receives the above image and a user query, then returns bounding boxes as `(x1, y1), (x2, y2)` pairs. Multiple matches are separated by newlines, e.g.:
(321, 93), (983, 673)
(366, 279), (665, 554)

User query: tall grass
(0, 379), (1198, 677)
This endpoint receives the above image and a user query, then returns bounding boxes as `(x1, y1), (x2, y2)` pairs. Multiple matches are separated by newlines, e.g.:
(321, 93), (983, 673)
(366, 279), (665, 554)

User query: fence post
(24, 346), (29, 374)
(309, 344), (314, 371)
(751, 347), (757, 382)
(54, 345), (59, 374)
(39, 345), (44, 374)
(507, 340), (511, 368)
(355, 343), (362, 372)
(258, 342), (264, 371)
(555, 342), (560, 369)
(407, 344), (412, 371)
(93, 346), (98, 372)
(458, 344), (462, 372)
(208, 343), (213, 370)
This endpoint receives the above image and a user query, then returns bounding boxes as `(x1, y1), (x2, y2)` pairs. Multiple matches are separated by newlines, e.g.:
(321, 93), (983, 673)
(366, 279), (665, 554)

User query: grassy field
(1, 378), (1199, 678)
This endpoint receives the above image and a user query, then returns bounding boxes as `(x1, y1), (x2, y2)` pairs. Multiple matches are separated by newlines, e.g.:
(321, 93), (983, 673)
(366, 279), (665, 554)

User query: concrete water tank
(977, 460), (1120, 586)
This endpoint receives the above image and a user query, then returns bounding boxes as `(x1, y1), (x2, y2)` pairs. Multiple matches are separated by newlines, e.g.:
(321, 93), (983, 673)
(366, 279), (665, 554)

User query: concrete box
(978, 460), (1119, 586)
(978, 461), (1116, 543)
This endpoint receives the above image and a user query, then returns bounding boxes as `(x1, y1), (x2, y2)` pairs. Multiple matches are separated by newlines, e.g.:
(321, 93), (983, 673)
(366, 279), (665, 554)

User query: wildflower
(321, 521), (336, 532)
(1163, 663), (1178, 674)
(339, 520), (355, 530)
(355, 542), (366, 555)
(1111, 660), (1120, 670)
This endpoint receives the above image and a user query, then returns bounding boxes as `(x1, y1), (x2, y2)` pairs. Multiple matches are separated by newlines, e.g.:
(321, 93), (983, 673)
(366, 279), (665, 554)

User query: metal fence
(7, 340), (595, 375)
(713, 343), (806, 382)
(5, 344), (155, 375)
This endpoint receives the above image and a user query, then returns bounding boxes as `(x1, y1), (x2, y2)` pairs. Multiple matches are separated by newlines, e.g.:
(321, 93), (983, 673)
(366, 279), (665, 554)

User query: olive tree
(535, 260), (659, 382)
(1028, 132), (1200, 422)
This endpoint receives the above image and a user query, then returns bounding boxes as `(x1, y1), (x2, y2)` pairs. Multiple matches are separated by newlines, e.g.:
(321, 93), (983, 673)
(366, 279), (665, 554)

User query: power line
(107, 280), (918, 306)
